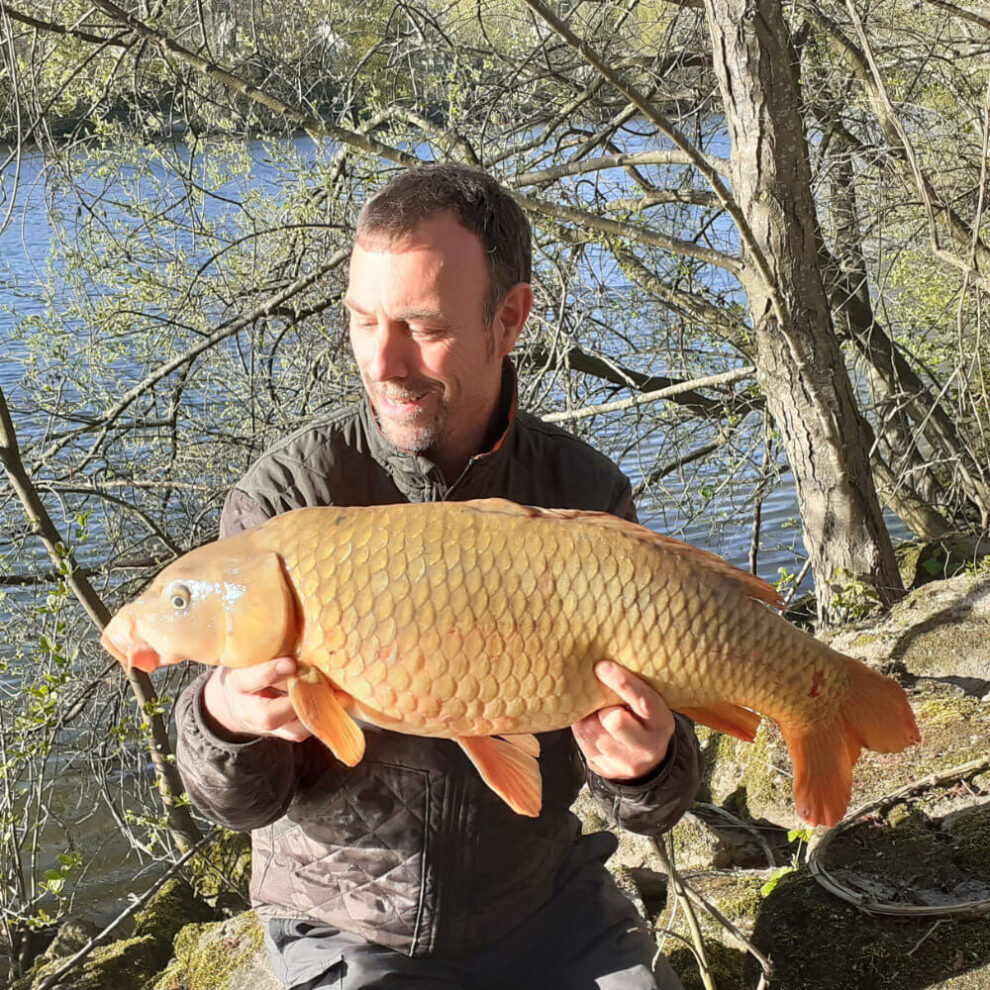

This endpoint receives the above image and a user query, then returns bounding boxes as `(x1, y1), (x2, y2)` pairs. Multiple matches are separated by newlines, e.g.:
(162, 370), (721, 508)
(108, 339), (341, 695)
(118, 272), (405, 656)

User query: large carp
(101, 498), (919, 826)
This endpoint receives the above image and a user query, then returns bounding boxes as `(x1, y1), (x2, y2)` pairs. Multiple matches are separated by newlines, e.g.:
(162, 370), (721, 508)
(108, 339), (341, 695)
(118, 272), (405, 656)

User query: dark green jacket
(174, 367), (701, 957)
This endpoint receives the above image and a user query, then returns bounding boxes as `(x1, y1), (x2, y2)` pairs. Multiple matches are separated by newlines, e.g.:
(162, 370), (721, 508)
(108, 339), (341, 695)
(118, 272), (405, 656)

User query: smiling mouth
(375, 389), (436, 416)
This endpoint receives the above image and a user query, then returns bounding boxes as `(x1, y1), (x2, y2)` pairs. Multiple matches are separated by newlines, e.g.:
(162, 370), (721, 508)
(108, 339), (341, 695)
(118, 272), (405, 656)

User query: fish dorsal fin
(460, 499), (783, 610)
(288, 666), (365, 766)
(457, 736), (543, 817)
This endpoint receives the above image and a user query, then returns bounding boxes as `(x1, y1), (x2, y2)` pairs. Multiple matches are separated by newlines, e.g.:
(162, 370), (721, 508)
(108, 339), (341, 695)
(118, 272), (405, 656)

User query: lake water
(0, 136), (896, 928)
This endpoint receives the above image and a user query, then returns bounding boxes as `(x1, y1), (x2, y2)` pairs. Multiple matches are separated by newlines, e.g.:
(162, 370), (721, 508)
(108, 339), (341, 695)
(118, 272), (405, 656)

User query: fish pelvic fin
(458, 736), (543, 817)
(498, 733), (541, 757)
(676, 702), (761, 742)
(782, 656), (920, 828)
(288, 666), (365, 766)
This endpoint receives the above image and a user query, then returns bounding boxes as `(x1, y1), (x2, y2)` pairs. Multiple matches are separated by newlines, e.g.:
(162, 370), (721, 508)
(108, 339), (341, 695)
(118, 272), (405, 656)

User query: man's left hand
(572, 660), (675, 781)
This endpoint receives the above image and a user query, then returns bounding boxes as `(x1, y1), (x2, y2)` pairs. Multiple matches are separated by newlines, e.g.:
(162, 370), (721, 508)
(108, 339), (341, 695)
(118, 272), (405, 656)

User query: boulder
(153, 912), (279, 990)
(9, 878), (217, 990)
(825, 571), (990, 695)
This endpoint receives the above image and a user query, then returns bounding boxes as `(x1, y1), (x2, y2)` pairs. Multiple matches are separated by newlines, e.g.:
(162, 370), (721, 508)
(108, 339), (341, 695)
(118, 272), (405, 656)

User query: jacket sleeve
(173, 487), (301, 830)
(583, 475), (702, 833)
(174, 672), (302, 830)
(584, 713), (701, 835)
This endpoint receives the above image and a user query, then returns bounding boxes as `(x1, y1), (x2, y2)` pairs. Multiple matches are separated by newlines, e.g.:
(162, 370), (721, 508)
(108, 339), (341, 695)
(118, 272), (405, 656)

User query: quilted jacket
(174, 363), (702, 957)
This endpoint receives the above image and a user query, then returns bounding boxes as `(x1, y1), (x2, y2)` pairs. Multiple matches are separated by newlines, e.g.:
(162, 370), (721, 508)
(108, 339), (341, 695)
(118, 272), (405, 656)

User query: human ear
(494, 282), (533, 356)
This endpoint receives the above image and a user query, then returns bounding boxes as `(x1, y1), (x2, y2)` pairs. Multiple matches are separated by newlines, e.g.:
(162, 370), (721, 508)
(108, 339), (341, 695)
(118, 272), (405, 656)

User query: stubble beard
(368, 380), (448, 455)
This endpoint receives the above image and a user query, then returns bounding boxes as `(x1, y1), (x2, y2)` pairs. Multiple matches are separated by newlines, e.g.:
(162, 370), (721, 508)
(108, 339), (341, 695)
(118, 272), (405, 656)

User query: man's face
(345, 212), (528, 463)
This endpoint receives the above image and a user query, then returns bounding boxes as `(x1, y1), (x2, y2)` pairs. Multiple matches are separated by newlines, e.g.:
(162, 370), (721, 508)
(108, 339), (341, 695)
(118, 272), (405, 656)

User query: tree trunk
(703, 0), (903, 623)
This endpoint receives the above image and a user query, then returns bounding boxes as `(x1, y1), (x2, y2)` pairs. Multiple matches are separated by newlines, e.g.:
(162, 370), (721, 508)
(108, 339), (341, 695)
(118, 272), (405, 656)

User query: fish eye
(168, 584), (191, 610)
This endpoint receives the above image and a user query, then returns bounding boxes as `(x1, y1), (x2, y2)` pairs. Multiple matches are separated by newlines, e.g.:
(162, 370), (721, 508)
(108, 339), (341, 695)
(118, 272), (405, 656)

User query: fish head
(101, 540), (297, 673)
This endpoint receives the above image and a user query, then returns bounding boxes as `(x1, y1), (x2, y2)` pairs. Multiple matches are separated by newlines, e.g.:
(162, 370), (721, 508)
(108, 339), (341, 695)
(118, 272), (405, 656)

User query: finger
(596, 705), (653, 751)
(572, 710), (609, 754)
(241, 693), (300, 734)
(594, 661), (666, 724)
(270, 719), (312, 743)
(222, 657), (297, 695)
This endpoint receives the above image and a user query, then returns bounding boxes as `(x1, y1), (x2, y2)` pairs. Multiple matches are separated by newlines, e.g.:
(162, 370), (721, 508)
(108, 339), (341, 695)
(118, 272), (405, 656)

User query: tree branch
(88, 0), (417, 166)
(541, 366), (755, 423)
(0, 384), (201, 852)
(0, 2), (130, 47)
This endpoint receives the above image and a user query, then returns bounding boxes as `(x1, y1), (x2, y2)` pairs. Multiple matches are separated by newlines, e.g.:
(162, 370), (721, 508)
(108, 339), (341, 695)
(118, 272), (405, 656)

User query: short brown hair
(355, 164), (532, 325)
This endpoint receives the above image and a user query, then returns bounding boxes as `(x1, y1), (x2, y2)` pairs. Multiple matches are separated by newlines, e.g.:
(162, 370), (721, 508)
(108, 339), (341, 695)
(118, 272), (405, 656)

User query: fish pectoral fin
(288, 666), (365, 767)
(498, 733), (541, 758)
(457, 736), (543, 817)
(676, 702), (761, 743)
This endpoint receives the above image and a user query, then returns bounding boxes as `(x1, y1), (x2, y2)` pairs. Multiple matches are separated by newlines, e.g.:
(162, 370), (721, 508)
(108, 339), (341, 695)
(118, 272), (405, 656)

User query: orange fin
(288, 666), (365, 767)
(498, 733), (541, 757)
(458, 736), (543, 817)
(677, 702), (761, 742)
(781, 656), (920, 827)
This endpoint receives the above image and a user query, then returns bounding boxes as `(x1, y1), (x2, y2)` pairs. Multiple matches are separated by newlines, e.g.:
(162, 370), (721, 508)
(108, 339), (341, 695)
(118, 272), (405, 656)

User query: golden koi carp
(100, 499), (919, 826)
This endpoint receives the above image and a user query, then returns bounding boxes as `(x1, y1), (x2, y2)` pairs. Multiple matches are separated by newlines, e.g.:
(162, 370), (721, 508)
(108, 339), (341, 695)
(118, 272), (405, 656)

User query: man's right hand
(201, 657), (312, 743)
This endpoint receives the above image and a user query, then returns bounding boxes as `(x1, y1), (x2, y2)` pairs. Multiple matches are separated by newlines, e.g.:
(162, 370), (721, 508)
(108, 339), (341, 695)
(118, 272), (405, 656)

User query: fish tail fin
(783, 657), (920, 828)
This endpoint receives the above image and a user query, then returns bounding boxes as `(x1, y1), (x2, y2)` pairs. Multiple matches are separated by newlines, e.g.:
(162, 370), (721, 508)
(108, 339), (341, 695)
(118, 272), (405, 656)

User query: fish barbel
(100, 498), (919, 826)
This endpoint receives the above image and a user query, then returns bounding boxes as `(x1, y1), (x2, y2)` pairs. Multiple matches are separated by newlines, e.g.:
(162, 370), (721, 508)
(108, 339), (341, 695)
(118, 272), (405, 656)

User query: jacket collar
(359, 360), (520, 500)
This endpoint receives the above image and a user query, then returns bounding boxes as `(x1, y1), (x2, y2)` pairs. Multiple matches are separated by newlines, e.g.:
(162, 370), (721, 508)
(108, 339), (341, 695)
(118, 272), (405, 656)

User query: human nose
(361, 320), (411, 382)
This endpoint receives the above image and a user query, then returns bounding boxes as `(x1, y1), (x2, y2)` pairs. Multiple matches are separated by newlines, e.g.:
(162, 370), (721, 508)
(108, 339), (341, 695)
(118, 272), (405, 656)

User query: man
(175, 164), (700, 989)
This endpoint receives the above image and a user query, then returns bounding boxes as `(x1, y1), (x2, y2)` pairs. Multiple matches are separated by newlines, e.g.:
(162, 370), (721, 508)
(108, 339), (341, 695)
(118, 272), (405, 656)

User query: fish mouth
(101, 613), (163, 673)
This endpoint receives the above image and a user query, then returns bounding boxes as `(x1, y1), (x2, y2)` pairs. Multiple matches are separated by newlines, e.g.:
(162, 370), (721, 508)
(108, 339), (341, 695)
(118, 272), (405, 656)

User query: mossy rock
(825, 571), (990, 688)
(134, 878), (217, 942)
(9, 880), (216, 990)
(702, 679), (990, 831)
(153, 911), (277, 990)
(10, 933), (166, 990)
(186, 830), (252, 910)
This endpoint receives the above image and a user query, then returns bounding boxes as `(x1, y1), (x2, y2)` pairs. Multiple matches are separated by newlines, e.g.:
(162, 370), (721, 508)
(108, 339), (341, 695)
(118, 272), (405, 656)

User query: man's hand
(572, 660), (675, 781)
(202, 657), (312, 743)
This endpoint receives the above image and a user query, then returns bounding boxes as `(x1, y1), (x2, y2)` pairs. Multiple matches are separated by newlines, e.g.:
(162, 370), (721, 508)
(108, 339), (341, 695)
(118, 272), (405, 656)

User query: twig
(781, 557), (813, 611)
(34, 829), (215, 990)
(907, 920), (945, 957)
(808, 756), (990, 918)
(673, 873), (774, 980)
(542, 367), (756, 424)
(651, 834), (717, 990)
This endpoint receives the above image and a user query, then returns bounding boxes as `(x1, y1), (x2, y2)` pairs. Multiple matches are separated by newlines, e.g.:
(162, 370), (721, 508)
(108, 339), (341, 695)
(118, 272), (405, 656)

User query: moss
(852, 632), (879, 648)
(133, 878), (216, 943)
(947, 805), (990, 874)
(657, 871), (768, 990)
(153, 911), (266, 990)
(668, 940), (750, 990)
(9, 880), (215, 990)
(186, 830), (252, 908)
(11, 934), (165, 990)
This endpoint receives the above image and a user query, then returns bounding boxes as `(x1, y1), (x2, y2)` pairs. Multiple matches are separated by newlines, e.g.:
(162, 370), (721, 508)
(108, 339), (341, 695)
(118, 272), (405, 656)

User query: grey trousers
(264, 841), (685, 990)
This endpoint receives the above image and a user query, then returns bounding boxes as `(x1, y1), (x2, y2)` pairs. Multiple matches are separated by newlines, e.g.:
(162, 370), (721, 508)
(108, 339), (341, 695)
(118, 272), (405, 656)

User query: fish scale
(101, 497), (920, 825)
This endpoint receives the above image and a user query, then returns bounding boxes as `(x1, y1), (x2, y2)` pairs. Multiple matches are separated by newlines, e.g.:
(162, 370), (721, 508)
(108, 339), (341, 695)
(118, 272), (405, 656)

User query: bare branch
(541, 366), (755, 423)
